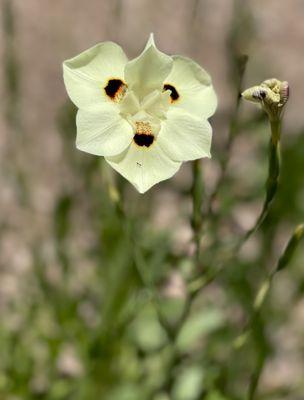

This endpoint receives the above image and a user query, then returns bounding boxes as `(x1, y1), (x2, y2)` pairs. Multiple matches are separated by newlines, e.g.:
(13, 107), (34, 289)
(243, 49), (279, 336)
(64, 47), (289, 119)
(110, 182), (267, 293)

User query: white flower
(63, 34), (217, 193)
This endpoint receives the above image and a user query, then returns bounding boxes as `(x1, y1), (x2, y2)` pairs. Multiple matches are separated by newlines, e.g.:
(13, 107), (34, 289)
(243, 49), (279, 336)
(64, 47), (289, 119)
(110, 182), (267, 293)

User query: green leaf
(172, 365), (204, 400)
(177, 309), (224, 351)
(205, 390), (230, 400)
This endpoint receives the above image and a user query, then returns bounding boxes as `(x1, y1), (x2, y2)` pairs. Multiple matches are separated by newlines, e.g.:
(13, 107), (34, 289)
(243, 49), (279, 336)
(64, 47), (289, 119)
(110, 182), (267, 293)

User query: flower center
(133, 121), (154, 147)
(104, 78), (127, 102)
(163, 84), (179, 103)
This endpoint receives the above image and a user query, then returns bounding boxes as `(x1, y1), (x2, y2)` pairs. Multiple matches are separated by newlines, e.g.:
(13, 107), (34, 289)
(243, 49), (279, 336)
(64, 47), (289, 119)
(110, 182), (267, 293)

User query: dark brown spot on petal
(259, 90), (267, 99)
(163, 84), (180, 102)
(252, 89), (267, 100)
(104, 79), (126, 101)
(134, 134), (154, 147)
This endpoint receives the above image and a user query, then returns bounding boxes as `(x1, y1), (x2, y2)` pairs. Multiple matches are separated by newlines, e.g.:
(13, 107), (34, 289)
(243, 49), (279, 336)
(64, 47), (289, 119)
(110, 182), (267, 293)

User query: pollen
(135, 121), (152, 135)
(163, 84), (180, 103)
(104, 78), (127, 102)
(134, 121), (154, 147)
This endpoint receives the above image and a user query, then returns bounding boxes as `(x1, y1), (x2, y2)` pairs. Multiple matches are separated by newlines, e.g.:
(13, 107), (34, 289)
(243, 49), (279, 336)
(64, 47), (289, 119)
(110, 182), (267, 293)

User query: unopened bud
(242, 85), (278, 104)
(242, 78), (289, 120)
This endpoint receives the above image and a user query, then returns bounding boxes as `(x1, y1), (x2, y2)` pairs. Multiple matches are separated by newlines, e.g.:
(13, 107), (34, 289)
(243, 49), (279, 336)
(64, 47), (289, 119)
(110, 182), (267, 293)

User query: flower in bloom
(63, 34), (217, 193)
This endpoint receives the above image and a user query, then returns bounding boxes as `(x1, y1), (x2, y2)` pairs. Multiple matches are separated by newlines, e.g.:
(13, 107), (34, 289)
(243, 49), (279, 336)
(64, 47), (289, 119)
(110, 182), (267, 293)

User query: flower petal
(164, 56), (217, 118)
(141, 90), (170, 118)
(143, 32), (156, 50)
(124, 36), (173, 101)
(106, 142), (181, 193)
(63, 42), (128, 109)
(119, 90), (140, 116)
(76, 103), (133, 157)
(158, 108), (212, 162)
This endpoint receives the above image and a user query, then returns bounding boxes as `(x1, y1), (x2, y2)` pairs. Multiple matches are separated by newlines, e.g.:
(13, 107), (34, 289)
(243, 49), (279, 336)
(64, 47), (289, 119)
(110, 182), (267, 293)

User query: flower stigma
(104, 78), (127, 102)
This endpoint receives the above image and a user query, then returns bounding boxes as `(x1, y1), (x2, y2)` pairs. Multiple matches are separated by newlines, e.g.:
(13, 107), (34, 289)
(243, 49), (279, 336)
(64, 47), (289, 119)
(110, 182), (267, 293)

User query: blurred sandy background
(2, 0), (304, 231)
(1, 1), (304, 399)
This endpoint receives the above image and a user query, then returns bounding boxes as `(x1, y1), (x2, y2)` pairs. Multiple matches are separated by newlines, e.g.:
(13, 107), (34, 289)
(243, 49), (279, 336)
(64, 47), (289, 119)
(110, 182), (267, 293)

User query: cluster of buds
(242, 78), (289, 121)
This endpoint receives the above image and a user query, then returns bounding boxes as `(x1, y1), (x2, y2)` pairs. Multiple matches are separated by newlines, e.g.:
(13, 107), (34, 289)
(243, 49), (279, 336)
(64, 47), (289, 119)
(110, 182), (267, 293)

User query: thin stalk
(241, 118), (281, 244)
(231, 224), (304, 400)
(248, 349), (266, 400)
(191, 0), (201, 21)
(206, 54), (248, 217)
(158, 160), (206, 397)
(207, 95), (241, 216)
(191, 159), (204, 267)
(102, 167), (175, 338)
(200, 118), (283, 279)
(113, 193), (172, 335)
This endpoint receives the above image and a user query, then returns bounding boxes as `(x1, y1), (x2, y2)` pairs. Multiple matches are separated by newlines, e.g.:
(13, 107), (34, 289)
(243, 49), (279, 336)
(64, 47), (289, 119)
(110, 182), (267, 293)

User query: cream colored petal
(124, 36), (173, 101)
(143, 33), (156, 50)
(164, 56), (217, 118)
(106, 141), (181, 193)
(76, 103), (133, 157)
(141, 90), (170, 118)
(119, 90), (140, 116)
(158, 108), (212, 162)
(63, 42), (128, 109)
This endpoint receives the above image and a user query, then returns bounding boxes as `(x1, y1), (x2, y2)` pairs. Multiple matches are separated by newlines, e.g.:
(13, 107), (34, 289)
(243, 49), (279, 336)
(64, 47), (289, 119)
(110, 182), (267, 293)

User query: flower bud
(242, 78), (289, 120)
(242, 85), (275, 104)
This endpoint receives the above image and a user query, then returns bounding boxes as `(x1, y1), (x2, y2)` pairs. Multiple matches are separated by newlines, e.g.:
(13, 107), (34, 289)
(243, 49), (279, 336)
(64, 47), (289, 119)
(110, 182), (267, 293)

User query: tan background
(1, 0), (304, 397)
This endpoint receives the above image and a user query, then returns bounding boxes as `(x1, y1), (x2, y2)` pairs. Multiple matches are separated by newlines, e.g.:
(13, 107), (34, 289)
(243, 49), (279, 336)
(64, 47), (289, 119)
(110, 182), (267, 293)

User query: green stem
(191, 159), (204, 267)
(248, 347), (266, 400)
(206, 55), (248, 218)
(103, 167), (175, 340)
(233, 224), (304, 400)
(200, 119), (283, 284)
(241, 118), (281, 243)
(154, 160), (206, 397)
